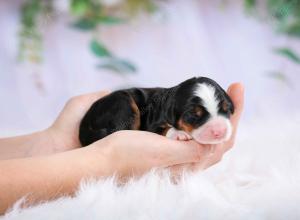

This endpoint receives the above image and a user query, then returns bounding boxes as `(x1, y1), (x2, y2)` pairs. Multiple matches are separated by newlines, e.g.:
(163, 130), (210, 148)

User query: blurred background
(1, 0), (300, 136)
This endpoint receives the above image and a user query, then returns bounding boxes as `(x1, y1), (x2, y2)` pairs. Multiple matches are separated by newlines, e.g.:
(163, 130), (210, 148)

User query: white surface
(0, 0), (300, 135)
(2, 116), (300, 220)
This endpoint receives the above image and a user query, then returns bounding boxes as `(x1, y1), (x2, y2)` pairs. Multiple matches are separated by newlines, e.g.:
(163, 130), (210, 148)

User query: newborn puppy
(79, 77), (234, 146)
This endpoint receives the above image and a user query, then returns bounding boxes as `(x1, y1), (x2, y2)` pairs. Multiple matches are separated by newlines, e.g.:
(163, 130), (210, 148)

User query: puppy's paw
(175, 131), (192, 141)
(166, 128), (192, 141)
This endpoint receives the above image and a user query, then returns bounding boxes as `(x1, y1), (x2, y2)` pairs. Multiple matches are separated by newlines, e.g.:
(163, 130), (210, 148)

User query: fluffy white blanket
(2, 117), (300, 220)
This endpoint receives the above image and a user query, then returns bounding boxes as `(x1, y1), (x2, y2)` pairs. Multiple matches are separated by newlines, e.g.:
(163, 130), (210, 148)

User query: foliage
(243, 0), (300, 84)
(19, 0), (52, 63)
(244, 0), (300, 66)
(274, 47), (300, 64)
(19, 0), (159, 74)
(20, 1), (300, 79)
(91, 39), (137, 73)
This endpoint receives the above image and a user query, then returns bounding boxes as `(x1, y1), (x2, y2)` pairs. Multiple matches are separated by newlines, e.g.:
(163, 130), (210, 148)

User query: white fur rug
(2, 116), (300, 220)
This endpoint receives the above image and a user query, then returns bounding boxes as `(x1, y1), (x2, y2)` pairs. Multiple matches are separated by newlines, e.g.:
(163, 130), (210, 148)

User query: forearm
(0, 145), (111, 214)
(0, 131), (49, 159)
(0, 129), (76, 160)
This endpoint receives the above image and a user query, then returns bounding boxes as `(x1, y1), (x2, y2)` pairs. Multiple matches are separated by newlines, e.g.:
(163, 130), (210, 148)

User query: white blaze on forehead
(194, 83), (219, 116)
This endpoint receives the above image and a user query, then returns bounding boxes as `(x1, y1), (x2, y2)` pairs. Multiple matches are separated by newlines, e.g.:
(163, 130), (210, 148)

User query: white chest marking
(194, 83), (219, 117)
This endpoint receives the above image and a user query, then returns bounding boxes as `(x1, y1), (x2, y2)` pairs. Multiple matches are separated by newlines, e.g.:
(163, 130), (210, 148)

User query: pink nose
(211, 128), (226, 139)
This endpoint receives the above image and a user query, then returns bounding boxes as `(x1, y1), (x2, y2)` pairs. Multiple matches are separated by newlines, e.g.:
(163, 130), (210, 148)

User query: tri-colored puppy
(79, 77), (234, 146)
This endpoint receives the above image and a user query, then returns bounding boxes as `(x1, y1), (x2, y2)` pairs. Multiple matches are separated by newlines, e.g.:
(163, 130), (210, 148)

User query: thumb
(223, 82), (244, 151)
(227, 82), (244, 128)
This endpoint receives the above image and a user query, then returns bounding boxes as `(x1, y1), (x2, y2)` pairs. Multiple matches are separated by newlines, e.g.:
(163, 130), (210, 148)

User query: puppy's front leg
(166, 128), (192, 141)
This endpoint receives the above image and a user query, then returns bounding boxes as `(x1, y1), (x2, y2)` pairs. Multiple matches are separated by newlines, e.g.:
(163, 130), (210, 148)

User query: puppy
(79, 77), (234, 146)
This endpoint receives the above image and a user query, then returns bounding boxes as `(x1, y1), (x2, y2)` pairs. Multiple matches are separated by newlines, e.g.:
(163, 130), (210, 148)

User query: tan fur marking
(130, 97), (141, 130)
(178, 118), (194, 132)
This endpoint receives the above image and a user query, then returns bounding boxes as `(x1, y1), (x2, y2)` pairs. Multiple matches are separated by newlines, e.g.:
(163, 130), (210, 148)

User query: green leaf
(98, 58), (137, 73)
(21, 0), (41, 28)
(114, 59), (137, 72)
(70, 0), (90, 16)
(126, 0), (158, 16)
(244, 0), (256, 11)
(283, 23), (300, 37)
(143, 0), (159, 13)
(266, 71), (292, 87)
(72, 18), (97, 30)
(267, 71), (287, 81)
(274, 47), (300, 64)
(98, 63), (124, 73)
(72, 16), (124, 31)
(90, 40), (112, 57)
(97, 16), (125, 25)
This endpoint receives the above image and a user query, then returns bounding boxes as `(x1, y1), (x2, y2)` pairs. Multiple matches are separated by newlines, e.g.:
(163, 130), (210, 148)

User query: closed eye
(181, 106), (209, 127)
(193, 106), (205, 117)
(219, 100), (234, 115)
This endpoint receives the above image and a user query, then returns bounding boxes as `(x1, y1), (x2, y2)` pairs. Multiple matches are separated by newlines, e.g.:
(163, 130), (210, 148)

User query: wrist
(44, 127), (79, 153)
(19, 130), (58, 157)
(0, 131), (58, 159)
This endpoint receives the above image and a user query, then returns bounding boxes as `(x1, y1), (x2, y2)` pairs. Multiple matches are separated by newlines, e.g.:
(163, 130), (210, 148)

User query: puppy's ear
(212, 81), (234, 115)
(223, 92), (235, 114)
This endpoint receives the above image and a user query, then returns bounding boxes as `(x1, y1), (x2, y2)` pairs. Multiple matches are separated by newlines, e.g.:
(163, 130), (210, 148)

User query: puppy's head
(173, 77), (234, 144)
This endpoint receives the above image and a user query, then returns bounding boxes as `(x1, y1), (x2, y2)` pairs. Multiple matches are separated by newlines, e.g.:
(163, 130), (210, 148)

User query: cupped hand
(45, 82), (243, 178)
(87, 130), (210, 179)
(203, 82), (244, 168)
(175, 82), (245, 171)
(46, 91), (110, 151)
(87, 83), (244, 178)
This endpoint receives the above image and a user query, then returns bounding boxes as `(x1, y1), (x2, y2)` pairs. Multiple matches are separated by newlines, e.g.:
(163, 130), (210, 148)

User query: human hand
(88, 130), (213, 179)
(0, 128), (212, 213)
(204, 82), (244, 167)
(0, 91), (110, 159)
(46, 91), (110, 151)
(44, 81), (242, 174)
(86, 83), (244, 179)
(177, 82), (245, 171)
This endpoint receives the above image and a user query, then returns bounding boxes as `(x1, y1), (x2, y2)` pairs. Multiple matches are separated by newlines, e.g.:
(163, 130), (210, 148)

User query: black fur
(79, 77), (234, 146)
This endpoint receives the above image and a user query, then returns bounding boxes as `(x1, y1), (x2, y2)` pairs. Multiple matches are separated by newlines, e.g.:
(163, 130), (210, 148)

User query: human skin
(0, 91), (110, 160)
(0, 83), (244, 214)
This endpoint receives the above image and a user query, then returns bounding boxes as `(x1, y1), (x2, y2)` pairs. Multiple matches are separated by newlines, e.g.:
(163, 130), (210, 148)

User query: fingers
(167, 144), (222, 177)
(227, 83), (244, 128)
(225, 82), (244, 151)
(166, 83), (244, 171)
(159, 139), (210, 167)
(160, 83), (244, 171)
(110, 130), (204, 169)
(67, 90), (111, 116)
(89, 90), (110, 101)
(77, 90), (110, 104)
(199, 144), (224, 169)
